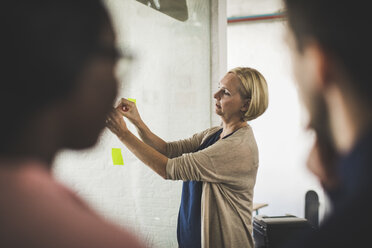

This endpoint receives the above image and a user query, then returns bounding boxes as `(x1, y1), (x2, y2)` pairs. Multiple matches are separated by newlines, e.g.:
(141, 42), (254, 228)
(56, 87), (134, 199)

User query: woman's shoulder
(221, 125), (257, 149)
(236, 125), (254, 137)
(225, 125), (254, 139)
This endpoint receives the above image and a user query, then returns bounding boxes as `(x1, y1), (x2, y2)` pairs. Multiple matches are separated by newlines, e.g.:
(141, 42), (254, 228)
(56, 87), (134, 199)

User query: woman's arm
(118, 98), (167, 155)
(106, 107), (168, 179)
(134, 120), (167, 155)
(166, 129), (258, 188)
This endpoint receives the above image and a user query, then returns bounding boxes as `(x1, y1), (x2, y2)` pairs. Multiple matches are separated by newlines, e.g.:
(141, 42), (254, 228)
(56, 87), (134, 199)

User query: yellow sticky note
(128, 98), (136, 104)
(111, 148), (124, 165)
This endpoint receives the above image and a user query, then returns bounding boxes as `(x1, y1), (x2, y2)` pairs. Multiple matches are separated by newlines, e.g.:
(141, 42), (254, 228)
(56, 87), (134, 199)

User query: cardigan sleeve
(165, 127), (220, 158)
(166, 132), (258, 187)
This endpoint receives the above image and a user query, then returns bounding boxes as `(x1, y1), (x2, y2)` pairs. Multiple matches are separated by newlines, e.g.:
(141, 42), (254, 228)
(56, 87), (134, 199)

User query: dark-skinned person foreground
(282, 0), (372, 247)
(0, 1), (145, 247)
(106, 67), (269, 248)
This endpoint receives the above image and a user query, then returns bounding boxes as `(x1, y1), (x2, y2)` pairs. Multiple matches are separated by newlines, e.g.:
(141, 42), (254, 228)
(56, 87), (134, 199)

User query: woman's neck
(220, 119), (247, 138)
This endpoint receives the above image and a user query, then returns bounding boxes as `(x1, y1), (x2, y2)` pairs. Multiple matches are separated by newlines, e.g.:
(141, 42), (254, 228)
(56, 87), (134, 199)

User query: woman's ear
(241, 99), (250, 112)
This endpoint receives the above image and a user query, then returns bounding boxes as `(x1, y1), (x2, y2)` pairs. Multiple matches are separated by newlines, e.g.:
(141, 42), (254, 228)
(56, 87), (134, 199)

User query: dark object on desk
(305, 190), (319, 228)
(253, 214), (314, 248)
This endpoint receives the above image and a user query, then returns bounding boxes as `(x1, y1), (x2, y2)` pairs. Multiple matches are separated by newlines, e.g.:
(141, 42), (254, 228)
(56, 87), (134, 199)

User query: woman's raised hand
(115, 98), (142, 126)
(105, 107), (129, 137)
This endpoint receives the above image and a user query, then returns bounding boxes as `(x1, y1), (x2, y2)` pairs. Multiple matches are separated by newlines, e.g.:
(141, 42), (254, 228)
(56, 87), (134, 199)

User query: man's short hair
(285, 0), (372, 104)
(0, 0), (109, 152)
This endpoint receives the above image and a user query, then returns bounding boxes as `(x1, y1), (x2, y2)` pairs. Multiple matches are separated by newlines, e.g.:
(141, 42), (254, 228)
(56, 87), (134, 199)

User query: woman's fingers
(121, 97), (133, 105)
(108, 107), (118, 119)
(114, 98), (133, 114)
(105, 107), (129, 134)
(122, 105), (129, 112)
(106, 108), (121, 124)
(117, 98), (133, 108)
(112, 97), (142, 125)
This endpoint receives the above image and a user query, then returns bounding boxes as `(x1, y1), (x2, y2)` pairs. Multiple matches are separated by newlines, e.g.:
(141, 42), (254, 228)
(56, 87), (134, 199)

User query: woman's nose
(214, 90), (220, 100)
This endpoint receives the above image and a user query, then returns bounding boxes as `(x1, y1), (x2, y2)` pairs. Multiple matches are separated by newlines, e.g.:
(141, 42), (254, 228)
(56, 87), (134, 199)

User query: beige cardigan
(166, 125), (259, 248)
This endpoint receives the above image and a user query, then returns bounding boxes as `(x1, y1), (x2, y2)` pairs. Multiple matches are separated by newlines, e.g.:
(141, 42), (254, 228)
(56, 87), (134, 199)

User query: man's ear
(303, 42), (331, 91)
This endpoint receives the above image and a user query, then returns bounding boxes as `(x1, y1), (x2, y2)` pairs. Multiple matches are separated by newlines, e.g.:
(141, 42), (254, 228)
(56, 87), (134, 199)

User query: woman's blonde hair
(229, 67), (269, 121)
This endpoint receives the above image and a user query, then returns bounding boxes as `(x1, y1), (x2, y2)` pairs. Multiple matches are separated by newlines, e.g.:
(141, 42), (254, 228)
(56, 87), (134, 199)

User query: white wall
(227, 0), (331, 221)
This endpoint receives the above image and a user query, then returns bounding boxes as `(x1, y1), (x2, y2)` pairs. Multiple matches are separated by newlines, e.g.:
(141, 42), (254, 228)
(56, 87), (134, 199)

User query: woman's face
(214, 73), (247, 121)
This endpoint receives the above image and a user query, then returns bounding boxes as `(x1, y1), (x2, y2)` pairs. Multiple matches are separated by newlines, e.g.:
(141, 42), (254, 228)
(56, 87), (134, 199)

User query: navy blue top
(177, 128), (235, 248)
(283, 128), (372, 248)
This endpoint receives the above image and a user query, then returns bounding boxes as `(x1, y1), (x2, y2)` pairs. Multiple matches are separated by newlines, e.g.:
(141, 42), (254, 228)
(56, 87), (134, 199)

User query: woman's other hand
(116, 98), (142, 126)
(106, 107), (129, 138)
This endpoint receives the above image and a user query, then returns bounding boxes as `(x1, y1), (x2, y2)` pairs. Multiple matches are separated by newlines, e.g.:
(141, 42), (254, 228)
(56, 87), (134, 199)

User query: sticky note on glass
(128, 98), (136, 104)
(111, 148), (124, 165)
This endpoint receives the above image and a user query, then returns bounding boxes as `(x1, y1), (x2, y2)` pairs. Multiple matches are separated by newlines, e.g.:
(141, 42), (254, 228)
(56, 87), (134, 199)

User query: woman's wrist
(118, 129), (132, 140)
(134, 119), (147, 132)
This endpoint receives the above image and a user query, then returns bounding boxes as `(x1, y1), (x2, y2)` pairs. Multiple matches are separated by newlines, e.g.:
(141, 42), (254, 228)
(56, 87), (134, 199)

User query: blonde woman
(106, 67), (269, 248)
